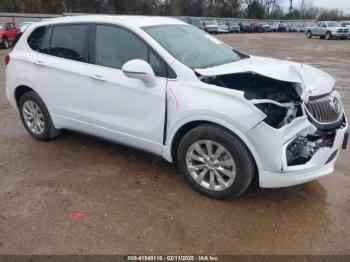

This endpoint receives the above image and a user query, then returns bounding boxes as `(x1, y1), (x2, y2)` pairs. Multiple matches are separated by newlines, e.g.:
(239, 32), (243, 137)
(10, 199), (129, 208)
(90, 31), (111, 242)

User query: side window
(94, 25), (168, 78)
(27, 26), (47, 51)
(50, 24), (89, 62)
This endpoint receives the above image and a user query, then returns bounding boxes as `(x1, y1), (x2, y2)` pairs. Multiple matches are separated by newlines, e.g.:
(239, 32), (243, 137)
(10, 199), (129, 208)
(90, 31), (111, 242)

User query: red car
(0, 22), (20, 49)
(251, 21), (265, 33)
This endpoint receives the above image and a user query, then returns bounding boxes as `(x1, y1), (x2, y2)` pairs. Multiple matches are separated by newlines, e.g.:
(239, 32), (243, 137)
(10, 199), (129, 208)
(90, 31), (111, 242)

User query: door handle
(33, 60), (45, 67)
(91, 75), (106, 82)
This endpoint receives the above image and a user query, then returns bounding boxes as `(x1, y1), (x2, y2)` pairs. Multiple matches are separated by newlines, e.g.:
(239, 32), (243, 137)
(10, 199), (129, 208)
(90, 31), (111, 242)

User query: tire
(325, 32), (332, 40)
(306, 31), (312, 38)
(177, 124), (256, 200)
(2, 38), (10, 49)
(19, 91), (61, 141)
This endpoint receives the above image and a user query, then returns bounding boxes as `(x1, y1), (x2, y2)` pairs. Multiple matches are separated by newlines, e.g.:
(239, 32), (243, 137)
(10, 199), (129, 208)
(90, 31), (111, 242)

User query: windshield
(143, 25), (244, 69)
(326, 22), (338, 27)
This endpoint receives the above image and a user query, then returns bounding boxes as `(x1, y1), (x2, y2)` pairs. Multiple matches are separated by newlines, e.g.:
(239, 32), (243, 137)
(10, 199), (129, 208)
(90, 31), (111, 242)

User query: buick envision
(6, 16), (349, 199)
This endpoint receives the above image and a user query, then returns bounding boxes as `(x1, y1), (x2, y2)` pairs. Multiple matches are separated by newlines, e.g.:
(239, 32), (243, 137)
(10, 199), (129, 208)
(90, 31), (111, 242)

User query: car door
(87, 24), (170, 155)
(25, 24), (92, 132)
(321, 23), (328, 35)
(314, 22), (321, 35)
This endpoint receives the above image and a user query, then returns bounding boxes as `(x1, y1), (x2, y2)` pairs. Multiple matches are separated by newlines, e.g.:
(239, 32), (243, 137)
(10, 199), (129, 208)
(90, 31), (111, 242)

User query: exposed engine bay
(199, 72), (346, 167)
(200, 73), (303, 129)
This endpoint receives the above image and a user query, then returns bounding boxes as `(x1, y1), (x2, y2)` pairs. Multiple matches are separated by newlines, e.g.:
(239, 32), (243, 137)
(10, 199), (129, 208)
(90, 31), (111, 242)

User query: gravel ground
(0, 33), (349, 255)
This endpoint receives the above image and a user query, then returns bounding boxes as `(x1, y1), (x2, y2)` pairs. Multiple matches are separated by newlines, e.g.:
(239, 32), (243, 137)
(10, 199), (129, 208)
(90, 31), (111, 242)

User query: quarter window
(27, 26), (47, 51)
(50, 24), (89, 62)
(94, 25), (168, 78)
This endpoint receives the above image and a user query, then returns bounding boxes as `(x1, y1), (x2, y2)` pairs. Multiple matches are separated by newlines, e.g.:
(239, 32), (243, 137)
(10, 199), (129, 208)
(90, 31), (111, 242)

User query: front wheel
(177, 125), (256, 200)
(19, 91), (61, 141)
(325, 32), (332, 40)
(306, 31), (312, 38)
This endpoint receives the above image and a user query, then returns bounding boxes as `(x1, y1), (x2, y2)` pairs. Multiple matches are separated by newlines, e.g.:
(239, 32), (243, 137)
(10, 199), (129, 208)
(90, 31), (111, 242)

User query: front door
(87, 24), (169, 155)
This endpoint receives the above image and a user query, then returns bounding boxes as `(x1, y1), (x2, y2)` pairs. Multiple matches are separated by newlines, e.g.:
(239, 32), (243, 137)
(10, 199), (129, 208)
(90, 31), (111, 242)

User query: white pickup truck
(306, 21), (349, 40)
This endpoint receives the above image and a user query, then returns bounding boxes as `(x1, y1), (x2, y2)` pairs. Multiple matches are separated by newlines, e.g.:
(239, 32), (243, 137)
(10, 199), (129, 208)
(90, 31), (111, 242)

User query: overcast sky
(286, 0), (350, 14)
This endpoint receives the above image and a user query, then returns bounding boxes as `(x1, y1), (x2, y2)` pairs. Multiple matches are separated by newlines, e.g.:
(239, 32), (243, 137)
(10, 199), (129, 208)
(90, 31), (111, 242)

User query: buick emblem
(330, 97), (340, 113)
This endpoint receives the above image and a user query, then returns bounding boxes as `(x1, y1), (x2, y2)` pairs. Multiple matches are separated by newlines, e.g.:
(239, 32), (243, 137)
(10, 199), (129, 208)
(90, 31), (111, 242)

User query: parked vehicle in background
(339, 21), (350, 29)
(178, 16), (205, 30)
(339, 21), (350, 38)
(0, 22), (20, 49)
(7, 16), (348, 199)
(204, 20), (219, 34)
(277, 23), (287, 32)
(269, 23), (278, 32)
(226, 21), (240, 33)
(306, 21), (349, 40)
(20, 22), (35, 32)
(286, 25), (298, 33)
(251, 21), (264, 32)
(261, 22), (271, 32)
(239, 22), (253, 33)
(295, 25), (306, 33)
(217, 23), (229, 34)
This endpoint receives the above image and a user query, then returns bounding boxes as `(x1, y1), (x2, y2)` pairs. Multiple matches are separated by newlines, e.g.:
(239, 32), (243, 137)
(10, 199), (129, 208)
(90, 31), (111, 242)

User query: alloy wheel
(22, 100), (45, 135)
(186, 140), (236, 191)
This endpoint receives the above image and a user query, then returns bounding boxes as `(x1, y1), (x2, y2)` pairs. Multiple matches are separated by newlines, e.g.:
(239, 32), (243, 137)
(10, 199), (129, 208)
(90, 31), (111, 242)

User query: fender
(161, 114), (264, 176)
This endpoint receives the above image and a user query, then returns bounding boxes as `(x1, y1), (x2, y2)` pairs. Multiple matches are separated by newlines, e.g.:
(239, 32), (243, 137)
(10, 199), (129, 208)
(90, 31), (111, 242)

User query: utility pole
(300, 0), (305, 19)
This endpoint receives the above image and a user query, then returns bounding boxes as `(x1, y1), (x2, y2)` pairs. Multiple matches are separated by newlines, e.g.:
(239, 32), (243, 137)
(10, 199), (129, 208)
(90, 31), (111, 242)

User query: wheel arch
(165, 117), (263, 177)
(14, 85), (35, 106)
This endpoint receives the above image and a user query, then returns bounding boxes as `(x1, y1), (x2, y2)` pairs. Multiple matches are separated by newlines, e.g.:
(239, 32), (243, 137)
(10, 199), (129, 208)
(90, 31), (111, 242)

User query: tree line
(0, 0), (348, 20)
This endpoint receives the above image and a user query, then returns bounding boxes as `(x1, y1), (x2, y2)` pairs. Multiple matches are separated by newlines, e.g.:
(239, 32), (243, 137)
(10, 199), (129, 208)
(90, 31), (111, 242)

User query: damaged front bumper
(247, 111), (348, 188)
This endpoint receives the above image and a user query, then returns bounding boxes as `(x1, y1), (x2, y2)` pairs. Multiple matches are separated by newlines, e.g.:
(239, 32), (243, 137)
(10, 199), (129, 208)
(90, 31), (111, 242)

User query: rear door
(87, 24), (170, 154)
(25, 24), (92, 132)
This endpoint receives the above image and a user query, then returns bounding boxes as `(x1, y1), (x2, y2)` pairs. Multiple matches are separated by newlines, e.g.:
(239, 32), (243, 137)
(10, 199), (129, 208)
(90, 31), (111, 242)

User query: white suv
(6, 16), (349, 199)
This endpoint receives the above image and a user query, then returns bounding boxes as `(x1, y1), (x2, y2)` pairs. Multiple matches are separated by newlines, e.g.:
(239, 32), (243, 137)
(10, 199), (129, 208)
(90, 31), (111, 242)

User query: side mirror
(122, 59), (156, 88)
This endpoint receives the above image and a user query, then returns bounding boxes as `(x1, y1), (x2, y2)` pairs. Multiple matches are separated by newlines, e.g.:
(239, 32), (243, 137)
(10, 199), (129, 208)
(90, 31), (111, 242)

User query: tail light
(4, 54), (10, 65)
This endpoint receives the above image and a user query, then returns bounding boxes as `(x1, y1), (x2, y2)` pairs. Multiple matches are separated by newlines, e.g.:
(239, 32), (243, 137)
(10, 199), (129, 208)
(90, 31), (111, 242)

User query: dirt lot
(0, 33), (349, 255)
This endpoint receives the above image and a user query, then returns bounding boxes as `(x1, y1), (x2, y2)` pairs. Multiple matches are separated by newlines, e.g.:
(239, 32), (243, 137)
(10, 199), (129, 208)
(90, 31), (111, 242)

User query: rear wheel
(19, 91), (61, 141)
(177, 124), (256, 200)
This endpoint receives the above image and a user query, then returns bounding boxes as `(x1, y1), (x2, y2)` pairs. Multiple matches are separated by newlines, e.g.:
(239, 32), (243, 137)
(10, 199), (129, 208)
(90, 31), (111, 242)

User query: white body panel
(6, 15), (348, 190)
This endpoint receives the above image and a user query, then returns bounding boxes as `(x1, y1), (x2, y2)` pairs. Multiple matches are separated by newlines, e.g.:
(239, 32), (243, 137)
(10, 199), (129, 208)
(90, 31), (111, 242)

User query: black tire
(177, 124), (256, 200)
(306, 31), (312, 38)
(2, 38), (10, 49)
(325, 32), (332, 40)
(19, 91), (61, 141)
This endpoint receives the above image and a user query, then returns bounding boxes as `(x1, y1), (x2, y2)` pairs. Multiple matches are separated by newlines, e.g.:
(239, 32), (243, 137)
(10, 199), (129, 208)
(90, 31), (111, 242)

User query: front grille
(338, 28), (349, 33)
(305, 95), (343, 128)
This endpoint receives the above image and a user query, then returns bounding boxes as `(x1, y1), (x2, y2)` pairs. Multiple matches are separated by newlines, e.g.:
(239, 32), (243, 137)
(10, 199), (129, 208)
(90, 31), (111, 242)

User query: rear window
(27, 26), (47, 51)
(50, 24), (89, 62)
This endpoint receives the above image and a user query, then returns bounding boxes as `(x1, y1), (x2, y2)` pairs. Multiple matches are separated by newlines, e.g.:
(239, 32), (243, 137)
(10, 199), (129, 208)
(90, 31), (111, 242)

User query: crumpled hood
(195, 56), (335, 100)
